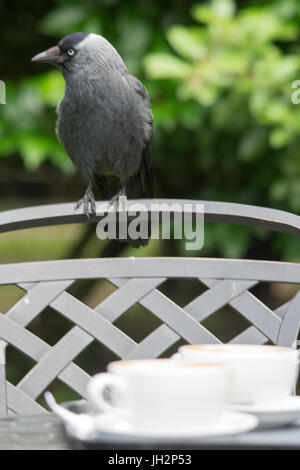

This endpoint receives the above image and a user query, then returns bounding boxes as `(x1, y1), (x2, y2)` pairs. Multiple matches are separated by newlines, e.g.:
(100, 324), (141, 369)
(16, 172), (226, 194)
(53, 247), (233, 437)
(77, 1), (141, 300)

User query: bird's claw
(109, 188), (126, 211)
(75, 188), (96, 218)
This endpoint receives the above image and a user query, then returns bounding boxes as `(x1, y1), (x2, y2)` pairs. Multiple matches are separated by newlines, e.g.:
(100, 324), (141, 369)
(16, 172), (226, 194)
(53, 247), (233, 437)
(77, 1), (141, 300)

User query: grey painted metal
(3, 281), (92, 412)
(127, 325), (180, 359)
(0, 341), (7, 417)
(138, 286), (220, 344)
(199, 279), (281, 342)
(18, 327), (94, 400)
(277, 291), (300, 346)
(0, 200), (299, 237)
(0, 414), (68, 450)
(11, 281), (74, 326)
(230, 327), (268, 345)
(5, 410), (300, 449)
(0, 258), (300, 284)
(0, 365), (6, 417)
(0, 199), (298, 415)
(186, 279), (258, 321)
(7, 383), (46, 415)
(230, 301), (292, 345)
(51, 292), (137, 356)
(2, 256), (298, 414)
(96, 278), (165, 322)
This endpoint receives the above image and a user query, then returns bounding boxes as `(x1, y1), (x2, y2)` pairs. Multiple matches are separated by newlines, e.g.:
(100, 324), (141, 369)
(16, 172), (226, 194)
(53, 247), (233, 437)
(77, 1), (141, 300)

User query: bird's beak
(31, 46), (63, 64)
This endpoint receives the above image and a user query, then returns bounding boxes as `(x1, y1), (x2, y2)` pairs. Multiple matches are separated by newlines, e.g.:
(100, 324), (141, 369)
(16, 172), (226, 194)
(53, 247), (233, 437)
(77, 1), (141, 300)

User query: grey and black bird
(32, 32), (153, 246)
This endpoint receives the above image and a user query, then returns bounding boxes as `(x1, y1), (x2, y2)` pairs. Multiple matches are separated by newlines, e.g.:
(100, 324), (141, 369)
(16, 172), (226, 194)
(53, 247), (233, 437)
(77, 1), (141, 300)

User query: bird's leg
(109, 185), (127, 211)
(95, 175), (108, 200)
(75, 179), (96, 217)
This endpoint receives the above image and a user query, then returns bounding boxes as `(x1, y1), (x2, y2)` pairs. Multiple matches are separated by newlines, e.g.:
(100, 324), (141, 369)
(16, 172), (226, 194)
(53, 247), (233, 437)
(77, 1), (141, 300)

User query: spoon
(44, 391), (96, 439)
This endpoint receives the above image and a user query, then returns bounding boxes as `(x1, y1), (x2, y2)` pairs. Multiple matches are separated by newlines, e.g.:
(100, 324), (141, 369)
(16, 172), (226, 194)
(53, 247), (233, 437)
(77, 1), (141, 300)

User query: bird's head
(31, 32), (124, 77)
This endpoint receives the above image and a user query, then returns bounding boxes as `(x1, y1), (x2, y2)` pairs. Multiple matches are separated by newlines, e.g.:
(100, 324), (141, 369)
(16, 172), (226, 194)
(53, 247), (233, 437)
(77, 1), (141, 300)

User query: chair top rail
(0, 199), (299, 237)
(0, 257), (299, 285)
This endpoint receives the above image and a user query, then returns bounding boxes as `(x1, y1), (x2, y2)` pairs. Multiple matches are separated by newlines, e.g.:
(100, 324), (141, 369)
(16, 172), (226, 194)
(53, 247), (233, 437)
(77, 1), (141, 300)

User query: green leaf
(192, 0), (235, 24)
(185, 82), (219, 106)
(39, 6), (88, 36)
(269, 128), (294, 148)
(211, 0), (235, 19)
(49, 144), (75, 173)
(81, 17), (102, 35)
(167, 26), (207, 61)
(36, 72), (65, 106)
(144, 53), (192, 79)
(18, 135), (49, 170)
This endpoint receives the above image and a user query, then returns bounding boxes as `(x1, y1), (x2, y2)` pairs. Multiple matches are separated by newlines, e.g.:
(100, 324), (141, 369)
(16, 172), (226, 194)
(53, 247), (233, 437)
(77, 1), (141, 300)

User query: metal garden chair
(0, 199), (299, 416)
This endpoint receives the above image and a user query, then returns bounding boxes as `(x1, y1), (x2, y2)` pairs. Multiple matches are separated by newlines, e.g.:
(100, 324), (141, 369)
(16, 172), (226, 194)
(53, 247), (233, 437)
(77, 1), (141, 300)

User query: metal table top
(0, 414), (70, 450)
(1, 413), (300, 450)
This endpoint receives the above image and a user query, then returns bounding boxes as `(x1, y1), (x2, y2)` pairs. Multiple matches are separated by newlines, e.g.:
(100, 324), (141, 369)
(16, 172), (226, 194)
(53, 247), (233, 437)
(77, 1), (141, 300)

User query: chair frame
(0, 199), (299, 415)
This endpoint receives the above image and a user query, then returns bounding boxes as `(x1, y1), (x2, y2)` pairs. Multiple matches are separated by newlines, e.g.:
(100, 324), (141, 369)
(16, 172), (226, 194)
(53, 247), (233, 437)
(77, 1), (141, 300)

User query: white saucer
(89, 411), (257, 442)
(228, 396), (300, 429)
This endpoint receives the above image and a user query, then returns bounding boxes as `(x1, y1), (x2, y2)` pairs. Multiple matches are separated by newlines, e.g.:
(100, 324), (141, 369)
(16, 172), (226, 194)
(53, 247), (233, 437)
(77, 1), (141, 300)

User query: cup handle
(87, 372), (127, 415)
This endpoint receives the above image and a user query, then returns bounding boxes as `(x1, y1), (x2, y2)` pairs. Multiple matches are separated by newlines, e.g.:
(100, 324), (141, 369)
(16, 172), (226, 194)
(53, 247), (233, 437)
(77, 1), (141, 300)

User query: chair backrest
(0, 199), (299, 415)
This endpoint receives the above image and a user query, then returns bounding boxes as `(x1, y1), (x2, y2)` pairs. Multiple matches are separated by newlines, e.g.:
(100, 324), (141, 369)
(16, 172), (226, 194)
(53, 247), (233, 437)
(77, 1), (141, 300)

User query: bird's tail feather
(94, 173), (151, 248)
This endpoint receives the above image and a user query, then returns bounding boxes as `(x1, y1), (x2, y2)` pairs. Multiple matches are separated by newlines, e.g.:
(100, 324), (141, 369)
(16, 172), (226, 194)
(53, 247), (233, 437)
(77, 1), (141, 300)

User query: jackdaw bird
(32, 32), (153, 246)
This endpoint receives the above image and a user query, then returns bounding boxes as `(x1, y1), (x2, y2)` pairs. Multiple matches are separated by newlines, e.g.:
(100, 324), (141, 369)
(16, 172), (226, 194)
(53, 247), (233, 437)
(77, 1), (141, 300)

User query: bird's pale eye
(67, 48), (75, 57)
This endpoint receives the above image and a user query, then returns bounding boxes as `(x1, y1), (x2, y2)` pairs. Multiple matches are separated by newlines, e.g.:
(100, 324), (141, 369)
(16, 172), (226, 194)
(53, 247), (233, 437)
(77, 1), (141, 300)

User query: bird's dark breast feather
(57, 71), (152, 185)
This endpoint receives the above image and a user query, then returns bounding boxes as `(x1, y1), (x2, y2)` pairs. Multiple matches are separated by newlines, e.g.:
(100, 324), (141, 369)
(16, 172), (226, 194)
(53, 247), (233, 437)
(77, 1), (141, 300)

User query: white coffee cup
(175, 344), (299, 405)
(87, 359), (231, 430)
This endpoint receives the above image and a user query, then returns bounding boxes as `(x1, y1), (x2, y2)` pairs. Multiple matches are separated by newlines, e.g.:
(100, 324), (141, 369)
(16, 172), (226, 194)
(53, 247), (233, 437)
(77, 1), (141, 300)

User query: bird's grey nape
(57, 32), (89, 51)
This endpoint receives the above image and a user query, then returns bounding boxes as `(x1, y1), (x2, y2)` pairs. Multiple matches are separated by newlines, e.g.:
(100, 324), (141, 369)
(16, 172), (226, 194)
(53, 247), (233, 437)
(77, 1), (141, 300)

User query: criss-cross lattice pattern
(0, 258), (300, 416)
(0, 199), (299, 416)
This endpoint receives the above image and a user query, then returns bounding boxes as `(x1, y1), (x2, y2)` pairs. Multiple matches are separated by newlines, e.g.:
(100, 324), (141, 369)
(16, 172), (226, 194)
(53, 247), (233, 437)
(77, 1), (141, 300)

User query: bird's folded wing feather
(125, 73), (154, 198)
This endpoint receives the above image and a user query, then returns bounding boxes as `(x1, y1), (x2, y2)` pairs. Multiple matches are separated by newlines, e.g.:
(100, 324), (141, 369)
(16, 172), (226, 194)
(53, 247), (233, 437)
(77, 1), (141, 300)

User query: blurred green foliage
(1, 0), (300, 261)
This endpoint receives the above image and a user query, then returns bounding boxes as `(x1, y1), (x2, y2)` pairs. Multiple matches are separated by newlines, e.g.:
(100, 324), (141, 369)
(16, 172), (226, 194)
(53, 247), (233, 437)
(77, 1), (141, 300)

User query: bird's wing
(126, 73), (154, 198)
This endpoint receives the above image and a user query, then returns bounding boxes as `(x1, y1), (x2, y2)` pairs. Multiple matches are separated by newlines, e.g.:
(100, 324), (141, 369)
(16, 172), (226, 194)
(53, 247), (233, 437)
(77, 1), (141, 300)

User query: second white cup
(175, 344), (299, 405)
